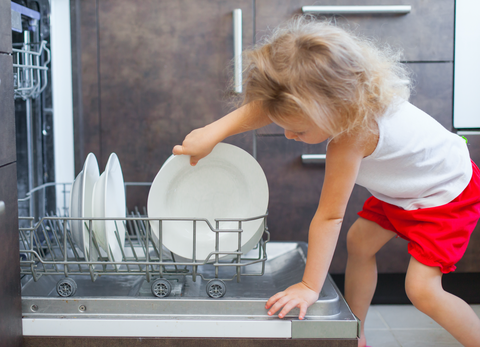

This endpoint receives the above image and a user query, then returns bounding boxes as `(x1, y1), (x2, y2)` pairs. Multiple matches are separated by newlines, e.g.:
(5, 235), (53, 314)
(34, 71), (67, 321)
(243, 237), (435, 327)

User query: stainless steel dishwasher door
(22, 242), (359, 339)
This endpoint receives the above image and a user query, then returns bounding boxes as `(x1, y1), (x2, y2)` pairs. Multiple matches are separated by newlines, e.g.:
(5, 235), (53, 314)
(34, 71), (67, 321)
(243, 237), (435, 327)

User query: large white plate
(147, 143), (269, 261)
(92, 153), (126, 263)
(70, 153), (100, 260)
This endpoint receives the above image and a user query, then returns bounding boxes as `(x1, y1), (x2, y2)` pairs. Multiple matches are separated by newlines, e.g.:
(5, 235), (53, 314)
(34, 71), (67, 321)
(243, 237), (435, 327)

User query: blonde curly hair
(241, 16), (411, 137)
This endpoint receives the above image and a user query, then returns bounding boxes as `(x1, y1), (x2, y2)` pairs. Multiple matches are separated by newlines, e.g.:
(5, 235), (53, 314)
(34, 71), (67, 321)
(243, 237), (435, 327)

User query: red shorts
(358, 161), (480, 273)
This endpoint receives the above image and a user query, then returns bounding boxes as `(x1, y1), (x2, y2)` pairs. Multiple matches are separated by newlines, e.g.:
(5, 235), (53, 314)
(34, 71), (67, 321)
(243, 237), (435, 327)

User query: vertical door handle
(233, 9), (242, 93)
(0, 201), (5, 216)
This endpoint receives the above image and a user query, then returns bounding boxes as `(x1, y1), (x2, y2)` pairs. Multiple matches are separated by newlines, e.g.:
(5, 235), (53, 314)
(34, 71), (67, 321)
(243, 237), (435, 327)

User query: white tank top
(356, 100), (472, 210)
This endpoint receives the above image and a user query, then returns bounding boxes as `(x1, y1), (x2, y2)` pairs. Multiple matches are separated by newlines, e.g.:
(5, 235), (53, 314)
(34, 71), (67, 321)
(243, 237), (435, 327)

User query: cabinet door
(0, 53), (16, 167)
(0, 0), (12, 53)
(73, 0), (254, 209)
(0, 163), (22, 347)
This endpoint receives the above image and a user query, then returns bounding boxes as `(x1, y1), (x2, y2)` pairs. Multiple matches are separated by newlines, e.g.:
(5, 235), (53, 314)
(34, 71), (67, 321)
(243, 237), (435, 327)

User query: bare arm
(173, 101), (271, 165)
(266, 133), (366, 319)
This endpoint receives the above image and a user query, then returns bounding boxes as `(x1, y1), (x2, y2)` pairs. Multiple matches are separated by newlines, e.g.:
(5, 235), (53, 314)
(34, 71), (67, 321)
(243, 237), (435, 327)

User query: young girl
(172, 17), (480, 347)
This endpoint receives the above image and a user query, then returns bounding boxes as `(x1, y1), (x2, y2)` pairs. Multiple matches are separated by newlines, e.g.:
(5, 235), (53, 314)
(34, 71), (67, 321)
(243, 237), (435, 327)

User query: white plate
(70, 153), (100, 260)
(147, 143), (269, 261)
(92, 153), (126, 263)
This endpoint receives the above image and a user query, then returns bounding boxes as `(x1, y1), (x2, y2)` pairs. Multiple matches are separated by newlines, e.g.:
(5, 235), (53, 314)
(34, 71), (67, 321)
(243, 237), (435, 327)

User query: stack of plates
(70, 153), (126, 263)
(147, 143), (269, 262)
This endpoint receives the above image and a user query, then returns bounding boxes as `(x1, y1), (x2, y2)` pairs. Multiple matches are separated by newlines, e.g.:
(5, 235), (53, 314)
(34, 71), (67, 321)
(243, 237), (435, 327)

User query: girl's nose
(284, 129), (297, 140)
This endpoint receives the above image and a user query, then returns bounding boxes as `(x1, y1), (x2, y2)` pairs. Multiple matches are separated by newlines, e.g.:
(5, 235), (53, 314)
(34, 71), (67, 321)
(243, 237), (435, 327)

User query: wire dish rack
(13, 37), (50, 100)
(19, 183), (269, 299)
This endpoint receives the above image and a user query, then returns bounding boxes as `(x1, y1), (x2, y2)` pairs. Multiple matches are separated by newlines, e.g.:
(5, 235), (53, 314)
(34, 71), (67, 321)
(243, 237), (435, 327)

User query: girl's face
(270, 115), (330, 144)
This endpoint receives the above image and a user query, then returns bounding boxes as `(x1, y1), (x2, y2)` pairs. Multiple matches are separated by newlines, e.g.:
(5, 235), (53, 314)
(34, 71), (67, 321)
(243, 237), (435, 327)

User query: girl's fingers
(267, 296), (291, 316)
(278, 300), (300, 319)
(298, 302), (308, 320)
(265, 292), (285, 309)
(172, 145), (184, 155)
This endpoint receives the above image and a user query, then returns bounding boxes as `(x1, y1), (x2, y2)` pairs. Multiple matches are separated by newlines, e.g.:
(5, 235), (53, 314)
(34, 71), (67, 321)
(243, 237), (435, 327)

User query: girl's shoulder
(328, 122), (379, 159)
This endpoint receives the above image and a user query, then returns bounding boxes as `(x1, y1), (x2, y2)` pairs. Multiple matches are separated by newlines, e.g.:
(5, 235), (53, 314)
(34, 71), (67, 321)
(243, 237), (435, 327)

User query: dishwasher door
(22, 242), (359, 341)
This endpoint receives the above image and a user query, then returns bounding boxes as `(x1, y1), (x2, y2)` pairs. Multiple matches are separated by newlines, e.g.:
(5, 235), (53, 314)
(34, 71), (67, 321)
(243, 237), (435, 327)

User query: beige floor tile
(373, 305), (442, 329)
(391, 329), (462, 347)
(365, 305), (479, 346)
(364, 306), (389, 330)
(365, 329), (401, 347)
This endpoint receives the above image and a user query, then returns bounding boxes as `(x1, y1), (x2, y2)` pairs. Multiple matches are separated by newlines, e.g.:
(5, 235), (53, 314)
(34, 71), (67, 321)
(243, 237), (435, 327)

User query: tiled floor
(364, 304), (480, 347)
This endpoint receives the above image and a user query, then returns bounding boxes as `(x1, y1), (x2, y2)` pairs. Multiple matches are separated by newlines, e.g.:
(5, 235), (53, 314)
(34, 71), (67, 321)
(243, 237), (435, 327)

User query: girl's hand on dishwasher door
(265, 281), (319, 320)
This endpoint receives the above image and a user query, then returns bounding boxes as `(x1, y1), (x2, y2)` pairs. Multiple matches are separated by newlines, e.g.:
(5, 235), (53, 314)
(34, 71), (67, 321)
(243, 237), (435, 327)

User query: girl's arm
(173, 101), (271, 165)
(265, 132), (367, 320)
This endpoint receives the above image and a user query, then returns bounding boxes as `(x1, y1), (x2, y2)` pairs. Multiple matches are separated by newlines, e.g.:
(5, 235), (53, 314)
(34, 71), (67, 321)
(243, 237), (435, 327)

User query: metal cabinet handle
(301, 154), (326, 164)
(0, 201), (5, 215)
(233, 9), (242, 93)
(302, 5), (411, 15)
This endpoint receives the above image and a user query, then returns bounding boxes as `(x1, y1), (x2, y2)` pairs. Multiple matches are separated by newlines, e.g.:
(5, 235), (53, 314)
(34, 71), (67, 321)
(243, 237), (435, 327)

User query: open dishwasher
(19, 182), (359, 345)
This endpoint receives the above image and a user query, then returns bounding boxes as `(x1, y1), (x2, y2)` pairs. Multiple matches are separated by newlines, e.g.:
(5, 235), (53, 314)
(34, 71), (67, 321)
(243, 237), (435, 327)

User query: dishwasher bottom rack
(18, 182), (270, 299)
(19, 213), (269, 299)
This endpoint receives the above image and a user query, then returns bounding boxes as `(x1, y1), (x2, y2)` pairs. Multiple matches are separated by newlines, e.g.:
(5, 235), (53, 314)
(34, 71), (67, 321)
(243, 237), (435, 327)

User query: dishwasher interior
(19, 183), (359, 340)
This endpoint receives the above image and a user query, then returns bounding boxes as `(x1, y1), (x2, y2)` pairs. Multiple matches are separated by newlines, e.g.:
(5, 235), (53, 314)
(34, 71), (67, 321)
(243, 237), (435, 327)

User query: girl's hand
(265, 281), (319, 320)
(172, 126), (219, 166)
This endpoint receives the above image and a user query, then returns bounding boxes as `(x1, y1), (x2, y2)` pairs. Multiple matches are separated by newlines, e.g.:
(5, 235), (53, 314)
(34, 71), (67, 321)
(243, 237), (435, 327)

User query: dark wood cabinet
(0, 49), (16, 167)
(0, 0), (22, 345)
(457, 135), (480, 272)
(0, 0), (11, 53)
(73, 0), (255, 209)
(256, 0), (454, 61)
(0, 163), (22, 347)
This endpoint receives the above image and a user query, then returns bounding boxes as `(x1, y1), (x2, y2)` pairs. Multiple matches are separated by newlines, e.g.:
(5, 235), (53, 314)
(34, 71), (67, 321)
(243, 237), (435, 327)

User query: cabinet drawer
(256, 0), (453, 62)
(0, 54), (16, 167)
